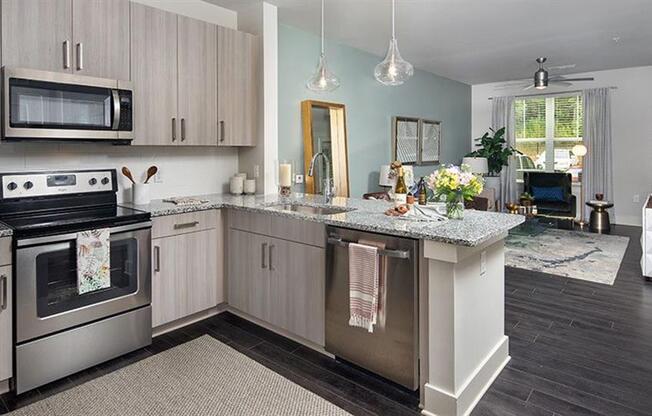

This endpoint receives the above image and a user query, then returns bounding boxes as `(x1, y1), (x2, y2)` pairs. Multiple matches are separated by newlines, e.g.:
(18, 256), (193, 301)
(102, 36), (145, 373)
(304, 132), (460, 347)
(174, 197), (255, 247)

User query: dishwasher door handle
(327, 236), (410, 259)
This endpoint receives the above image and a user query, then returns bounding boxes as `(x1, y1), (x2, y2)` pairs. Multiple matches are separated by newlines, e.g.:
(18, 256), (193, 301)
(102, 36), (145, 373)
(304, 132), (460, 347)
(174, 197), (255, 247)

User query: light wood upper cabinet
(217, 26), (259, 146)
(130, 2), (178, 146)
(178, 16), (218, 146)
(71, 0), (130, 80)
(2, 0), (129, 79)
(1, 0), (72, 72)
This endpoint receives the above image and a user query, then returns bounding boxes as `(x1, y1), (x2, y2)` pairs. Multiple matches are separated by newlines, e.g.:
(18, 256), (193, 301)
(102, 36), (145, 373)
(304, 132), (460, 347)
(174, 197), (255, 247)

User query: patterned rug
(506, 228), (629, 285)
(9, 336), (351, 416)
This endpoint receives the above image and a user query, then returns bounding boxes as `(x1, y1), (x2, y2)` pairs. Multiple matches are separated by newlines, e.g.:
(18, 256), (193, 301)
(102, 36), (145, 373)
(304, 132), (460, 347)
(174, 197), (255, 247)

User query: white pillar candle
(279, 163), (292, 187)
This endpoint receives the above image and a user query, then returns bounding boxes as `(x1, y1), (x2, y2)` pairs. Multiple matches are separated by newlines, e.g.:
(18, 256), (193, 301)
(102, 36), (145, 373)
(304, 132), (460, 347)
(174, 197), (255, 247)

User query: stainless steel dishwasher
(325, 226), (419, 390)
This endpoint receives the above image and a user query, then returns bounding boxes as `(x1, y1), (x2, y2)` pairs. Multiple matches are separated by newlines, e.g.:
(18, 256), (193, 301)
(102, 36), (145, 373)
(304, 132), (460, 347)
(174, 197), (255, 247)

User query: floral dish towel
(77, 228), (111, 295)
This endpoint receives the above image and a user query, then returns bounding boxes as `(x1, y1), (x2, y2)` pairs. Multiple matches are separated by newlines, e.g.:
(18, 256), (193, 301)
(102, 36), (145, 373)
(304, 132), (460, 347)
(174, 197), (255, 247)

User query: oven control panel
(1, 170), (116, 199)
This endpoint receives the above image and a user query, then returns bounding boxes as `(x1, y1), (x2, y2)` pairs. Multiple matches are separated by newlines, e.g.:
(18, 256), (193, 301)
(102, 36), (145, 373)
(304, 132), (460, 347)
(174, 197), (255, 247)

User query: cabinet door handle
(76, 42), (84, 70)
(181, 118), (186, 141)
(173, 221), (199, 230)
(63, 40), (71, 69)
(172, 118), (177, 142)
(269, 244), (275, 271)
(0, 274), (7, 311)
(154, 246), (161, 272)
(219, 121), (225, 143)
(261, 242), (267, 269)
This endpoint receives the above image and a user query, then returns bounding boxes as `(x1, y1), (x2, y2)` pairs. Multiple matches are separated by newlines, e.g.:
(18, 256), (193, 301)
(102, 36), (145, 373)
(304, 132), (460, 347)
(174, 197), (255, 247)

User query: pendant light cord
(391, 0), (396, 40)
(321, 0), (325, 55)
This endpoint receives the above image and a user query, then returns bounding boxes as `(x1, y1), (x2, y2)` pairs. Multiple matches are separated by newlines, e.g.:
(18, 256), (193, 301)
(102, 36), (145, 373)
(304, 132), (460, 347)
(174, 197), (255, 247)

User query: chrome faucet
(308, 152), (334, 202)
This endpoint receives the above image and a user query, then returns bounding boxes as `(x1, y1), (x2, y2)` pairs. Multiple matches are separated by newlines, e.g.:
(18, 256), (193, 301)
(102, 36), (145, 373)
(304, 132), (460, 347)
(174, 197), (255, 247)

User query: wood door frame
(301, 100), (350, 197)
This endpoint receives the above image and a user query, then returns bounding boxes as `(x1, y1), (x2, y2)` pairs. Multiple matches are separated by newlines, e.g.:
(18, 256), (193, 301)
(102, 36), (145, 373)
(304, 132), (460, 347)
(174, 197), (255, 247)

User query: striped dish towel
(348, 242), (380, 332)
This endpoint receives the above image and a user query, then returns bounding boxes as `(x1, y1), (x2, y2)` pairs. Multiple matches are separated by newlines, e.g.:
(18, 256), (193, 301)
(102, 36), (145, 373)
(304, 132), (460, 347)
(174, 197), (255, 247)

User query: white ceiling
(206, 0), (652, 85)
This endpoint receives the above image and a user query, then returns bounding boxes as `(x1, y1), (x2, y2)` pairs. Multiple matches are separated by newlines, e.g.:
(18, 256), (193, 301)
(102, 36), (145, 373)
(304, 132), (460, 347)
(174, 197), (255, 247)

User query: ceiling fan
(494, 57), (594, 91)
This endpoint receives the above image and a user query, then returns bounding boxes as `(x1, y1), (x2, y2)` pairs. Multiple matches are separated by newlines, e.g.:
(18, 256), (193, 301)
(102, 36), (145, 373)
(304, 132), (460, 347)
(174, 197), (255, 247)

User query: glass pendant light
(306, 0), (340, 92)
(375, 0), (413, 86)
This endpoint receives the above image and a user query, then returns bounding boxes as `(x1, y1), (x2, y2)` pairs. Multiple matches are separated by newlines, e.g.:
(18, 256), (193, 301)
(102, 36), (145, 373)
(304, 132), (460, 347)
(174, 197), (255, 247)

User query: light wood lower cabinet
(0, 252), (12, 383)
(152, 211), (223, 328)
(228, 228), (325, 345)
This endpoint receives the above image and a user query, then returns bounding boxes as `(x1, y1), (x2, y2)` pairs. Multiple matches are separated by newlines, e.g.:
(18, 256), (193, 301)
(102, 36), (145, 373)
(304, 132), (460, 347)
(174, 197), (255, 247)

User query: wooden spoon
(121, 166), (136, 184)
(144, 166), (158, 184)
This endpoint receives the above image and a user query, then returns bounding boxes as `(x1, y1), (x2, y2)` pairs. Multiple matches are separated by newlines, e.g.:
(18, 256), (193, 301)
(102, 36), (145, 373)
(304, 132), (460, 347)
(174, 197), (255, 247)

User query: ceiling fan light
(534, 68), (548, 89)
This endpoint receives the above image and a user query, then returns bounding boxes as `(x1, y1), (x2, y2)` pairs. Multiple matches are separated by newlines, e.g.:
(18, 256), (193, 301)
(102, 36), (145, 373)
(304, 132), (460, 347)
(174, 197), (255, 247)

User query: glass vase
(446, 195), (465, 220)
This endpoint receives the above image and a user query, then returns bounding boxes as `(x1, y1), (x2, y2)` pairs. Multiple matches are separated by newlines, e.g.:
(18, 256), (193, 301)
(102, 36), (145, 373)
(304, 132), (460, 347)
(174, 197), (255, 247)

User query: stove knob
(101, 177), (110, 185)
(23, 181), (33, 190)
(6, 182), (17, 191)
(89, 178), (97, 186)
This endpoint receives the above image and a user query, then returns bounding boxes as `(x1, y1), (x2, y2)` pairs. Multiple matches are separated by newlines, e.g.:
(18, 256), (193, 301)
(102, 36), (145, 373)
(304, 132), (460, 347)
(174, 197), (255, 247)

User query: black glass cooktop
(0, 205), (150, 238)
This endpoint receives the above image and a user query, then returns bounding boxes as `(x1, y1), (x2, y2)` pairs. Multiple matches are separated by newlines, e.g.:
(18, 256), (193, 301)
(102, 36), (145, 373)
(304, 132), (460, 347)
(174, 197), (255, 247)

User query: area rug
(9, 336), (351, 416)
(506, 229), (629, 285)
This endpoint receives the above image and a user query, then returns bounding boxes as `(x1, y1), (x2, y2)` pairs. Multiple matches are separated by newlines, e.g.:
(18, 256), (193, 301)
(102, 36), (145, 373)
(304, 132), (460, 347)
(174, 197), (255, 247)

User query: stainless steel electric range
(0, 169), (152, 394)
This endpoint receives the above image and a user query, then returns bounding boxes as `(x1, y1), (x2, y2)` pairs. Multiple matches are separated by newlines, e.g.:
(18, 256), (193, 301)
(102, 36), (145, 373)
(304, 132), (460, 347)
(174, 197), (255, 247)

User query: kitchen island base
(420, 233), (510, 416)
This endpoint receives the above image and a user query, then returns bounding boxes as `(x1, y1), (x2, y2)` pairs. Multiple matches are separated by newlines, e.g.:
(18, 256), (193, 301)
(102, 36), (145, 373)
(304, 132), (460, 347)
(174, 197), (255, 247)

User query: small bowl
(595, 193), (604, 201)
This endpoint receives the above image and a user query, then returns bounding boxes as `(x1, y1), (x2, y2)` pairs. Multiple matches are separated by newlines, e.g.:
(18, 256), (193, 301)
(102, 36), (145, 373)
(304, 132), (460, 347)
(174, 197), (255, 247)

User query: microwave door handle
(112, 90), (121, 130)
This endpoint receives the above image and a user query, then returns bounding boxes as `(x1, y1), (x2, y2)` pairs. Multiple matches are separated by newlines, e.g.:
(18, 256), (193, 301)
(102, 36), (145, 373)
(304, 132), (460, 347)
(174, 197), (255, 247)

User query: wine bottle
(418, 177), (427, 205)
(394, 167), (408, 204)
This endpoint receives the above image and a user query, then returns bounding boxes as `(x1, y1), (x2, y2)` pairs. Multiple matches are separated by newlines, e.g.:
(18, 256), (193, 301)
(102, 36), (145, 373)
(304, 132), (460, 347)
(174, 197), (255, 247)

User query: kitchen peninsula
(123, 193), (523, 416)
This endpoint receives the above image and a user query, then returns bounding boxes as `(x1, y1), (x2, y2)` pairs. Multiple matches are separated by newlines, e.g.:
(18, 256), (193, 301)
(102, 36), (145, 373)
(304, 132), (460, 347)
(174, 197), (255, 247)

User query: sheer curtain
(582, 88), (614, 219)
(491, 96), (517, 210)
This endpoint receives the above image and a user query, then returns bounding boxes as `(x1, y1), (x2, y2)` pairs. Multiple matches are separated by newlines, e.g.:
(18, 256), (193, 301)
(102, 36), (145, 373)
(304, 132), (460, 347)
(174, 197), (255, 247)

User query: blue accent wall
(278, 24), (472, 197)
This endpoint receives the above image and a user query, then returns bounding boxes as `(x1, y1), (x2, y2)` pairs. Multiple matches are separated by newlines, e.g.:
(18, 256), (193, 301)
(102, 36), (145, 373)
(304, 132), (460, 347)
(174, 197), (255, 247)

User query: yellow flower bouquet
(426, 164), (484, 219)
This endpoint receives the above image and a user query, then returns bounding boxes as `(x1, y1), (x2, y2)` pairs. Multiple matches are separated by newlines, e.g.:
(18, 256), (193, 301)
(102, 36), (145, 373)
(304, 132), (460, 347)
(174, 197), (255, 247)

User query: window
(514, 95), (583, 181)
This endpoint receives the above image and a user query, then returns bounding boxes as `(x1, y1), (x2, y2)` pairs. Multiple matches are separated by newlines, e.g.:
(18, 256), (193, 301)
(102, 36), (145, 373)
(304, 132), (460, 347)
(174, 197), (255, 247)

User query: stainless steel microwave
(2, 67), (133, 142)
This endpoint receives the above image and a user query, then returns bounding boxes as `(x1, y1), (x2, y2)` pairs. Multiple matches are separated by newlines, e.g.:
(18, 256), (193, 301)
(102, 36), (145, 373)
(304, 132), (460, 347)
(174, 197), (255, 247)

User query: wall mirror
(302, 100), (350, 197)
(392, 117), (441, 165)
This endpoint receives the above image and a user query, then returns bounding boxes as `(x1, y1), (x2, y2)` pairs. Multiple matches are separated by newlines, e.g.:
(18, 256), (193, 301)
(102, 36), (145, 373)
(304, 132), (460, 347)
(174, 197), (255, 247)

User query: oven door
(15, 222), (151, 343)
(2, 67), (133, 141)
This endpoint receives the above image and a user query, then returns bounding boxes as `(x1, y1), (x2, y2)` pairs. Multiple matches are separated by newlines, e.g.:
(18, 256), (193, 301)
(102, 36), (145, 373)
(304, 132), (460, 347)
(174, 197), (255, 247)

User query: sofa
(523, 172), (576, 219)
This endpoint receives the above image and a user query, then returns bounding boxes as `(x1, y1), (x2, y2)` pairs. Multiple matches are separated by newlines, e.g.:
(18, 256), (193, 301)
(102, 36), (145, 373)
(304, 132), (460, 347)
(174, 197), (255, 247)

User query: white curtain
(582, 88), (614, 219)
(491, 96), (517, 210)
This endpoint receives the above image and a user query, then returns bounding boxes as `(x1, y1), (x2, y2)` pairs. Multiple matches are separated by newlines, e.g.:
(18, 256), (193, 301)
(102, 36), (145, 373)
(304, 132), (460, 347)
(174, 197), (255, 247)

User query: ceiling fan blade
(522, 84), (535, 91)
(549, 76), (594, 82)
(549, 81), (573, 87)
(494, 83), (529, 90)
(548, 64), (576, 71)
(559, 77), (594, 82)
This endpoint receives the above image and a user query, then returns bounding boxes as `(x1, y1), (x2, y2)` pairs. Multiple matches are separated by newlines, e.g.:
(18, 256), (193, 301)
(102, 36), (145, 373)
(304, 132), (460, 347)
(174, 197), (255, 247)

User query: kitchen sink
(266, 203), (354, 216)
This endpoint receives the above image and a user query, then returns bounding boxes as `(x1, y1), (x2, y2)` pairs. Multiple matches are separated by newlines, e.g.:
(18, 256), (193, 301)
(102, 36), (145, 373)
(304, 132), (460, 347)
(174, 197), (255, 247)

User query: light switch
(295, 174), (304, 184)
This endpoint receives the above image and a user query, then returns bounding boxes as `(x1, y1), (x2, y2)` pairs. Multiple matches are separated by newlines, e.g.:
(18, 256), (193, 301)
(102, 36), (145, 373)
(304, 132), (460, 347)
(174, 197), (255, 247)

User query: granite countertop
(0, 222), (11, 238)
(123, 193), (524, 247)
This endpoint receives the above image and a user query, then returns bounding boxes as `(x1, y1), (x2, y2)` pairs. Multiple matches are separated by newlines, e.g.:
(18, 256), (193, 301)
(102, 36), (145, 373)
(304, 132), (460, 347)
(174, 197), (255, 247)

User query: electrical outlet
(153, 170), (163, 183)
(295, 174), (304, 184)
(633, 194), (640, 203)
(254, 165), (260, 178)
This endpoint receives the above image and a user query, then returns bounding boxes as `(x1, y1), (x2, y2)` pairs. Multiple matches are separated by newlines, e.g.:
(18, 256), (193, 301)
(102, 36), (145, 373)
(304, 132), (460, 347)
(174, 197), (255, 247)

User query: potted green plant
(519, 192), (534, 207)
(465, 127), (520, 194)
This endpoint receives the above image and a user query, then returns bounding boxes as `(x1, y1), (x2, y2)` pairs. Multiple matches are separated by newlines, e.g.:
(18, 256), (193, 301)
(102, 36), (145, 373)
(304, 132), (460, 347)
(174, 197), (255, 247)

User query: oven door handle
(16, 221), (152, 247)
(111, 89), (121, 130)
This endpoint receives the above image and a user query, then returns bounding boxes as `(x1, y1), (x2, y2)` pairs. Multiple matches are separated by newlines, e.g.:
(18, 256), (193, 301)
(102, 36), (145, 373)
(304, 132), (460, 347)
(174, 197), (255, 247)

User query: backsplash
(0, 142), (239, 202)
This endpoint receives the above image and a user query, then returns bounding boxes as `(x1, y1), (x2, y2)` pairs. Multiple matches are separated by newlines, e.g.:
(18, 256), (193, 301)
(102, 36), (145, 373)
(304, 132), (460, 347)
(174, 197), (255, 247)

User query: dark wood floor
(2, 225), (650, 416)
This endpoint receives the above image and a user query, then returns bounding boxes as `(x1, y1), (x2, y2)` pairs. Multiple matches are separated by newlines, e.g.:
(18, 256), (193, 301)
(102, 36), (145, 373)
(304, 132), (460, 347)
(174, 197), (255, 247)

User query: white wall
(0, 1), (242, 203)
(236, 2), (278, 194)
(472, 66), (652, 226)
(0, 143), (238, 203)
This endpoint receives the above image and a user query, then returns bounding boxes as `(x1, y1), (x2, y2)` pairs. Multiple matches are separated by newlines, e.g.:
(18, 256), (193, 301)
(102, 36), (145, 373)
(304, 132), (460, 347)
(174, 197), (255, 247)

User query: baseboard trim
(0, 379), (9, 395)
(226, 306), (329, 356)
(422, 336), (510, 416)
(153, 303), (227, 337)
